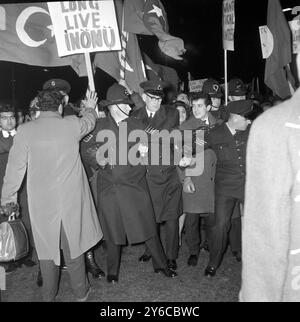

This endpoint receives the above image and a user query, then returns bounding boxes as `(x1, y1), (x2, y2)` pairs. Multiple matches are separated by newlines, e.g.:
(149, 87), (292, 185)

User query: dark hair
(173, 101), (191, 119)
(189, 92), (211, 107)
(36, 90), (64, 112)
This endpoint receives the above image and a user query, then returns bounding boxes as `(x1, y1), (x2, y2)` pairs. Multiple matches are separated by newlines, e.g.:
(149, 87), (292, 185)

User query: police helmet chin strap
(116, 104), (130, 117)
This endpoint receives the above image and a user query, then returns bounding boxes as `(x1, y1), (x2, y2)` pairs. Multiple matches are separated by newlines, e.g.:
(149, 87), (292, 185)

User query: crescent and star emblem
(16, 6), (54, 48)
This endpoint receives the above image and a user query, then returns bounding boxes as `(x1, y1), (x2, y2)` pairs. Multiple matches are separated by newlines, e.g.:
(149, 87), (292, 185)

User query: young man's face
(0, 112), (16, 131)
(142, 93), (162, 112)
(192, 98), (208, 120)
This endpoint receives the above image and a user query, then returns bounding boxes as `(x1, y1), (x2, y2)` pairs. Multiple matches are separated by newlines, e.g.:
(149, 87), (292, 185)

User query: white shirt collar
(2, 129), (17, 138)
(201, 115), (209, 125)
(225, 122), (236, 135)
(146, 109), (156, 118)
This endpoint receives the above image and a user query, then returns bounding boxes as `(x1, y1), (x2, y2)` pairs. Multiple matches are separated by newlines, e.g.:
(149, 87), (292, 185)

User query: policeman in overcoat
(204, 99), (252, 277)
(80, 83), (177, 283)
(131, 80), (183, 271)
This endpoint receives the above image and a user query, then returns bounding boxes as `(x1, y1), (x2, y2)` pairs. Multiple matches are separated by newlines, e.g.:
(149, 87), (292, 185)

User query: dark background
(0, 0), (299, 111)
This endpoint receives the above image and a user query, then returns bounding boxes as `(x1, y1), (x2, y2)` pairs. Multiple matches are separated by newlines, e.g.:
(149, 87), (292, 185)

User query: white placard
(189, 78), (208, 93)
(47, 1), (121, 57)
(223, 0), (235, 51)
(259, 25), (274, 59)
(289, 20), (300, 54)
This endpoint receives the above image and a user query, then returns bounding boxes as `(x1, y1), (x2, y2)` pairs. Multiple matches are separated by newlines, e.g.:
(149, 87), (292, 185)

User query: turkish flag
(93, 0), (147, 94)
(0, 3), (84, 75)
(264, 0), (293, 99)
(124, 0), (185, 60)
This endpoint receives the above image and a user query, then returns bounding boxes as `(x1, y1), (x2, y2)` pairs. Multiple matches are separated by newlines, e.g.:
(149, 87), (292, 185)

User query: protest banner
(259, 25), (274, 59)
(222, 0), (235, 51)
(47, 1), (121, 91)
(289, 20), (300, 54)
(188, 78), (207, 93)
(222, 0), (235, 105)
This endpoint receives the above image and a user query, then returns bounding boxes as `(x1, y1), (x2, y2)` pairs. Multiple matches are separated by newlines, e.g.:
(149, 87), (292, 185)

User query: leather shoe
(37, 268), (43, 287)
(154, 268), (177, 278)
(139, 254), (152, 262)
(5, 262), (20, 274)
(187, 255), (198, 266)
(167, 259), (177, 270)
(232, 251), (242, 262)
(107, 275), (119, 284)
(204, 265), (216, 277)
(85, 250), (105, 279)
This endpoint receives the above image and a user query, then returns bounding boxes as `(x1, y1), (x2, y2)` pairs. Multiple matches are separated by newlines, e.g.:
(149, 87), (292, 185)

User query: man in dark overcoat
(81, 83), (177, 283)
(131, 80), (182, 271)
(204, 100), (252, 277)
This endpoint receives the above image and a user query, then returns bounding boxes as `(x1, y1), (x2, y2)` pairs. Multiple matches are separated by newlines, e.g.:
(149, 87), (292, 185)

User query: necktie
(149, 113), (153, 120)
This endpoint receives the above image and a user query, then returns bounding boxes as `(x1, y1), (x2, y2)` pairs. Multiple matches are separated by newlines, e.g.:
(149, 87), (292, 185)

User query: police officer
(204, 99), (252, 277)
(132, 80), (182, 271)
(80, 83), (177, 283)
(202, 78), (225, 121)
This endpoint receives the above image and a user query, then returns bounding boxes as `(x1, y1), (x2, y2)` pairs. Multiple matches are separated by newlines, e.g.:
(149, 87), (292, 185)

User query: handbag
(0, 213), (29, 262)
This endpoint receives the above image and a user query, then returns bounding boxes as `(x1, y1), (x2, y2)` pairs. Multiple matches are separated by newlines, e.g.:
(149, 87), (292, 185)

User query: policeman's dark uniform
(131, 80), (182, 268)
(80, 83), (176, 280)
(205, 99), (252, 273)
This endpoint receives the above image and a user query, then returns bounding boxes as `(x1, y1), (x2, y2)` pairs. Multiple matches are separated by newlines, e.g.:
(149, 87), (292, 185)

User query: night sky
(0, 0), (299, 111)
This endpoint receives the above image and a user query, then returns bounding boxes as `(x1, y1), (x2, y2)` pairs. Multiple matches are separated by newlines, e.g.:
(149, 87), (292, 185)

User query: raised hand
(81, 90), (98, 110)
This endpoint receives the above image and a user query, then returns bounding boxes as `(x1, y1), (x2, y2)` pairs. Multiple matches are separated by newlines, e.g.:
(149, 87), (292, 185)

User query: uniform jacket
(80, 115), (157, 245)
(132, 105), (182, 223)
(206, 122), (250, 200)
(240, 88), (300, 302)
(178, 114), (217, 214)
(1, 110), (102, 265)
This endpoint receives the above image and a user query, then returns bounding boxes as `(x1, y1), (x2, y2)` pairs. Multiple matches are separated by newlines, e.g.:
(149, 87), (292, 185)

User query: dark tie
(149, 113), (153, 120)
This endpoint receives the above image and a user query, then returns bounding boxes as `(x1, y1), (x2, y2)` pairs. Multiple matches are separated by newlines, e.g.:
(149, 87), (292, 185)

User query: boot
(85, 250), (105, 279)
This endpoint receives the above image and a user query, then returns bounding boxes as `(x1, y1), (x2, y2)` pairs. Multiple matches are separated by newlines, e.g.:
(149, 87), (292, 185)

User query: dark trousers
(185, 213), (209, 256)
(144, 219), (179, 260)
(19, 183), (37, 261)
(207, 195), (242, 268)
(106, 234), (167, 276)
(39, 225), (89, 302)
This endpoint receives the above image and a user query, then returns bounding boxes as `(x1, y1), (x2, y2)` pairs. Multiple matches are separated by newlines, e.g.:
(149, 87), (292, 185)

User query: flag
(0, 3), (85, 76)
(93, 0), (147, 94)
(124, 0), (185, 60)
(264, 0), (293, 99)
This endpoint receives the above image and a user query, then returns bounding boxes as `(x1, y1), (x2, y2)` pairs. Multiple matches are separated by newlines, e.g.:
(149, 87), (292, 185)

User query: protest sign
(47, 1), (121, 57)
(289, 20), (300, 54)
(259, 25), (274, 59)
(189, 78), (207, 93)
(222, 0), (235, 51)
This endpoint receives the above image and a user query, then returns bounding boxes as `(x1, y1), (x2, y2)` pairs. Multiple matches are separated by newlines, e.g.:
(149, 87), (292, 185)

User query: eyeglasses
(145, 93), (162, 102)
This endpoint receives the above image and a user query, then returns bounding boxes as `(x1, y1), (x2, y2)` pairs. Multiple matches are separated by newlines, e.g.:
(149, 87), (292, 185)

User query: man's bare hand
(81, 90), (98, 110)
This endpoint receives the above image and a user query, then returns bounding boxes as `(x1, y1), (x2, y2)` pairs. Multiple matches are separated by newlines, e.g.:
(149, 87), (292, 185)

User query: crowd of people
(0, 72), (289, 302)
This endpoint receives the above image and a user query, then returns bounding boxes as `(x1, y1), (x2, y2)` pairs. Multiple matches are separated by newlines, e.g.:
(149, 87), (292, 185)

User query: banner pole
(84, 52), (95, 92)
(224, 50), (228, 106)
(84, 52), (99, 116)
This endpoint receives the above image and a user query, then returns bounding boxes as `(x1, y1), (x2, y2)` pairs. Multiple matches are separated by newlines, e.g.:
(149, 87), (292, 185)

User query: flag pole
(224, 50), (228, 106)
(84, 52), (95, 91)
(84, 52), (99, 116)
